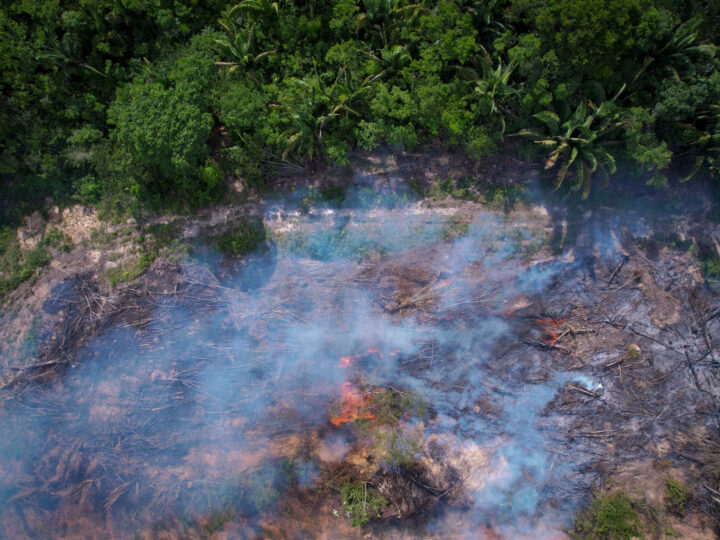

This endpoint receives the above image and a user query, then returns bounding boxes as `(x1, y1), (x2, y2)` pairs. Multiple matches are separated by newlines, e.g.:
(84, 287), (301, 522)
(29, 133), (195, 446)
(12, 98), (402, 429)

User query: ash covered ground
(1, 153), (719, 539)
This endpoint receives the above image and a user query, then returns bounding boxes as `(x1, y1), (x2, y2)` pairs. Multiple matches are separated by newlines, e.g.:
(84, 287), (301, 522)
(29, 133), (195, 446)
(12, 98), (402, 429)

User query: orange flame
(330, 382), (375, 426)
(367, 348), (383, 358)
(338, 355), (355, 368)
(536, 317), (568, 345)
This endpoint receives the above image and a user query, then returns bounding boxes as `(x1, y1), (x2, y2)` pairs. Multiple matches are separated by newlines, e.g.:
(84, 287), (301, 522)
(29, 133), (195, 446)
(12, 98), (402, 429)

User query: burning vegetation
(1, 170), (719, 538)
(330, 381), (376, 427)
(536, 317), (569, 346)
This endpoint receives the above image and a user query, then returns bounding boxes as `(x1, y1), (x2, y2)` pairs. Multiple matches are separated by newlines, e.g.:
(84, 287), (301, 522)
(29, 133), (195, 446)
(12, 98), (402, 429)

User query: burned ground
(0, 152), (719, 539)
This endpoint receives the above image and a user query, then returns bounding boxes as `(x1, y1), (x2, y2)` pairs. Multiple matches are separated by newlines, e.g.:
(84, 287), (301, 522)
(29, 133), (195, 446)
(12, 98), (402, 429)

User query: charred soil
(1, 148), (720, 539)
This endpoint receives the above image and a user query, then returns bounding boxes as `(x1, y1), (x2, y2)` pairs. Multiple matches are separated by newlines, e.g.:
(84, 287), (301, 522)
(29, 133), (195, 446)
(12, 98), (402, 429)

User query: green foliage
(341, 480), (388, 528)
(214, 19), (276, 75)
(2, 0), (719, 221)
(515, 95), (623, 198)
(424, 177), (480, 201)
(17, 316), (41, 362)
(107, 81), (213, 192)
(372, 423), (424, 467)
(106, 253), (154, 287)
(0, 228), (51, 299)
(299, 184), (348, 211)
(103, 31), (222, 207)
(216, 222), (266, 256)
(665, 477), (690, 515)
(533, 0), (658, 90)
(41, 227), (74, 252)
(573, 491), (644, 540)
(201, 509), (235, 536)
(703, 255), (720, 278)
(371, 388), (428, 426)
(441, 215), (471, 241)
(482, 183), (527, 210)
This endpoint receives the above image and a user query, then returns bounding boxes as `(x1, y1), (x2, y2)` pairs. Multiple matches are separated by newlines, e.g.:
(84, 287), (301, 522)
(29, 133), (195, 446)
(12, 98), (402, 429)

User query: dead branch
(607, 255), (629, 285)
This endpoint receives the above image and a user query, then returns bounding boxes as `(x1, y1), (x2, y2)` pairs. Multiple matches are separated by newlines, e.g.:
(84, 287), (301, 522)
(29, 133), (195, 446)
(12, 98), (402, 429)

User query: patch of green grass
(89, 225), (135, 247)
(702, 255), (720, 277)
(482, 183), (526, 210)
(341, 480), (388, 528)
(372, 424), (425, 468)
(335, 387), (428, 468)
(573, 491), (644, 540)
(699, 254), (720, 292)
(299, 184), (348, 211)
(201, 508), (235, 536)
(331, 387), (428, 431)
(422, 177), (527, 209)
(408, 177), (424, 196)
(106, 253), (154, 286)
(166, 242), (193, 263)
(441, 215), (471, 242)
(282, 219), (440, 262)
(145, 221), (182, 249)
(282, 228), (351, 261)
(17, 315), (41, 362)
(426, 177), (480, 201)
(139, 221), (186, 262)
(371, 388), (428, 426)
(320, 185), (347, 204)
(0, 227), (51, 299)
(41, 226), (74, 252)
(216, 222), (265, 256)
(368, 390), (427, 467)
(665, 477), (690, 515)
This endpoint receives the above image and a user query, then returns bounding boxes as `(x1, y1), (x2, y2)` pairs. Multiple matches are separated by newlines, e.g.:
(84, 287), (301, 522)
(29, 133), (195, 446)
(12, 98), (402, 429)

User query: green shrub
(17, 316), (41, 362)
(483, 183), (526, 211)
(106, 254), (154, 287)
(372, 424), (425, 468)
(216, 222), (266, 256)
(201, 509), (234, 536)
(702, 256), (720, 278)
(0, 228), (51, 299)
(42, 227), (74, 252)
(665, 477), (690, 515)
(370, 388), (428, 426)
(441, 216), (471, 242)
(341, 480), (388, 528)
(573, 491), (644, 540)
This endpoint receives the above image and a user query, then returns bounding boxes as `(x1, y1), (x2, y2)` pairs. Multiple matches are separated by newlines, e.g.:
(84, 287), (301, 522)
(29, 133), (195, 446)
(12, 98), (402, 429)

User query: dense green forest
(1, 0), (719, 224)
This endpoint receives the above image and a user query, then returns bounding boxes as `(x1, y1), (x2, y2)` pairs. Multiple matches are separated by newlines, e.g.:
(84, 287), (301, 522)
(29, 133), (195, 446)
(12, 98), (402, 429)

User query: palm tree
(365, 45), (412, 77)
(678, 104), (720, 180)
(457, 51), (518, 135)
(473, 58), (518, 135)
(514, 90), (625, 198)
(226, 0), (279, 21)
(276, 70), (380, 160)
(455, 0), (506, 41)
(356, 0), (425, 49)
(214, 22), (276, 75)
(36, 34), (106, 79)
(634, 17), (717, 83)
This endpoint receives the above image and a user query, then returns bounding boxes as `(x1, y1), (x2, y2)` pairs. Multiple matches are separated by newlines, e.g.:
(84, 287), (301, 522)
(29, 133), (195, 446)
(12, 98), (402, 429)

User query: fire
(329, 382), (375, 426)
(536, 317), (568, 345)
(338, 355), (355, 368)
(367, 348), (383, 358)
